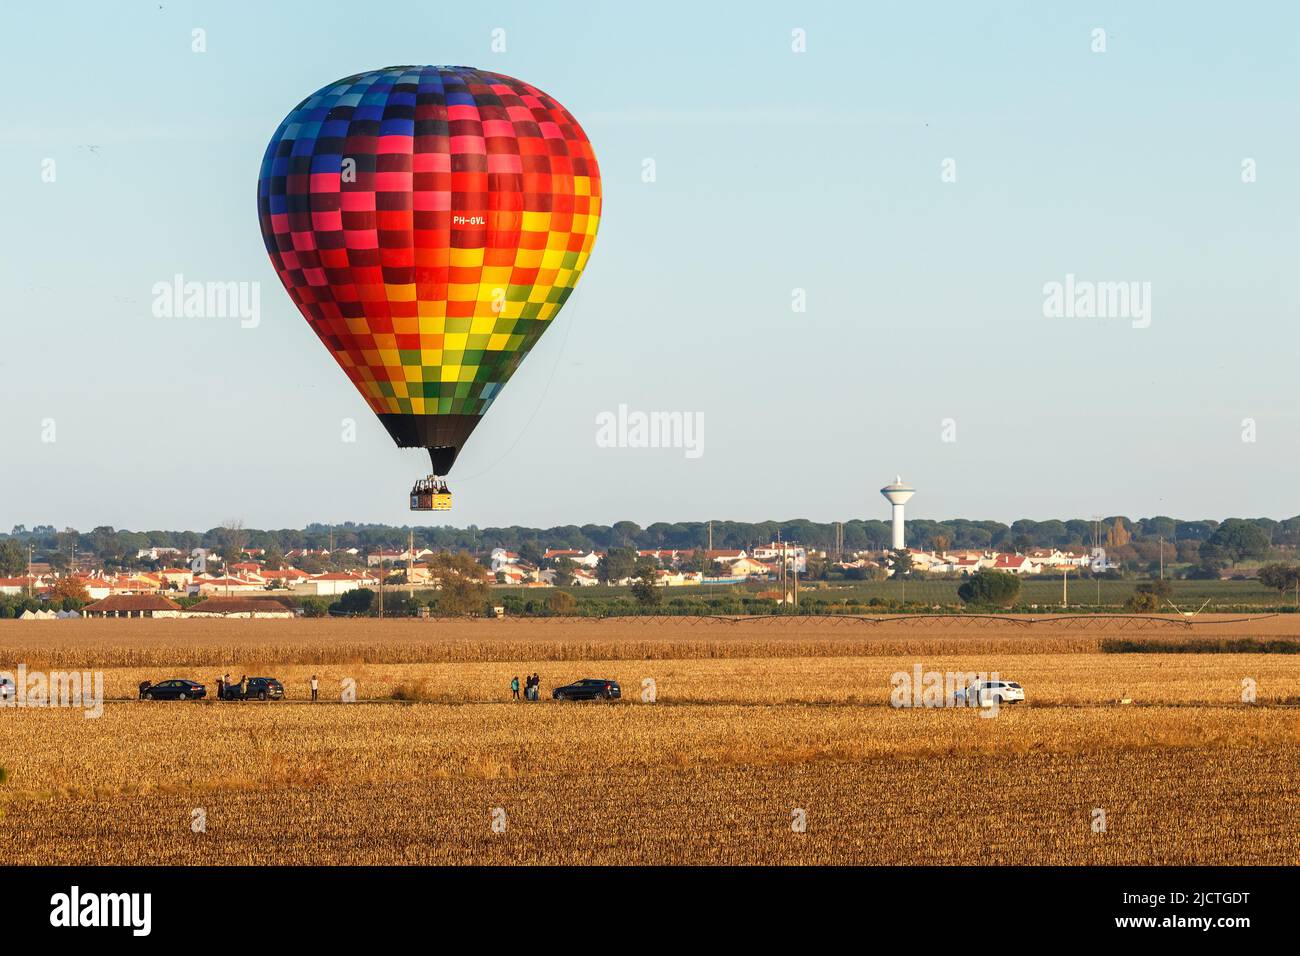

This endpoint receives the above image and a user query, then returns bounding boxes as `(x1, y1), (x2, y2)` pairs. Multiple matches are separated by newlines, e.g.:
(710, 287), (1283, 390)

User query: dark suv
(221, 677), (285, 701)
(552, 678), (620, 701)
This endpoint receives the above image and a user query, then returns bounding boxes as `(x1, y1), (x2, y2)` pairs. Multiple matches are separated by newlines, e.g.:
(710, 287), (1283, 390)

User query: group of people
(215, 673), (246, 700)
(511, 673), (542, 701)
(216, 674), (318, 700)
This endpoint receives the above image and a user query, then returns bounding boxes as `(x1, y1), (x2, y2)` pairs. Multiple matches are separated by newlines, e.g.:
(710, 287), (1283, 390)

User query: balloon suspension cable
(410, 475), (448, 494)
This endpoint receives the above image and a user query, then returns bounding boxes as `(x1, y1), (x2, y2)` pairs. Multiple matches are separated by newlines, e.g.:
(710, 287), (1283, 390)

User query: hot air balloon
(257, 66), (601, 510)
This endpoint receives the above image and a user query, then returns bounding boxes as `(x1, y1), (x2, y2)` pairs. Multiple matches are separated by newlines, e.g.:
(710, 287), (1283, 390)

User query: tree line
(2, 514), (1297, 576)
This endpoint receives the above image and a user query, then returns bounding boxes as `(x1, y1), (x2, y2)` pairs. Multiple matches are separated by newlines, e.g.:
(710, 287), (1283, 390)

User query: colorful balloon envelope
(257, 65), (601, 490)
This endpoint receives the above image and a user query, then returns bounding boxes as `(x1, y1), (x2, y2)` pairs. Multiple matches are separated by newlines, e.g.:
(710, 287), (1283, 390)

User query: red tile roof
(83, 594), (181, 613)
(186, 597), (296, 615)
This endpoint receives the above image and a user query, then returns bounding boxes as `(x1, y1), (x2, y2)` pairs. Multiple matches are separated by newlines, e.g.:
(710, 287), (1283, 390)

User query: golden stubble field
(1, 616), (1298, 864)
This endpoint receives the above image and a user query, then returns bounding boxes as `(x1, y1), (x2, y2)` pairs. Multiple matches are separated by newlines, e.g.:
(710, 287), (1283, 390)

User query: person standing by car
(138, 680), (152, 700)
(216, 676), (224, 699)
(511, 675), (520, 701)
(310, 674), (319, 702)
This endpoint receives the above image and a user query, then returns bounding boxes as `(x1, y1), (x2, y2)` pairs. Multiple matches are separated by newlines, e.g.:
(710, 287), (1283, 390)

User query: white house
(489, 548), (521, 572)
(654, 569), (703, 587)
(76, 578), (114, 601)
(296, 572), (368, 597)
(750, 543), (807, 573)
(260, 568), (311, 587)
(188, 576), (266, 596)
(136, 547), (183, 562)
(495, 564), (531, 586)
(991, 554), (1039, 575)
(545, 549), (602, 569)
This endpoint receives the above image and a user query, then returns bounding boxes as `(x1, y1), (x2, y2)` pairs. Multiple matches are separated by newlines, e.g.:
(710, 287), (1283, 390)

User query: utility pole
(1062, 567), (1068, 608)
(1091, 514), (1103, 609)
(408, 529), (415, 598)
(1158, 535), (1164, 580)
(27, 543), (33, 598)
(777, 529), (785, 598)
(774, 538), (785, 598)
(704, 520), (714, 596)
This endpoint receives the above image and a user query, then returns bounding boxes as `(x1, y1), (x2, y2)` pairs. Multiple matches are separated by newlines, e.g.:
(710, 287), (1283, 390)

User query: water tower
(880, 476), (915, 549)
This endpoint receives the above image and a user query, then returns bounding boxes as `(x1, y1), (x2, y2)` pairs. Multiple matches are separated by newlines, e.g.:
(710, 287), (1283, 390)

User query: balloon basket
(410, 477), (452, 512)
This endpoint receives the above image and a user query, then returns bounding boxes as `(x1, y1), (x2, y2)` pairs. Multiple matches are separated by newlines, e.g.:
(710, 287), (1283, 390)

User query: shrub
(1125, 579), (1172, 612)
(299, 597), (329, 618)
(545, 590), (577, 615)
(957, 570), (1021, 608)
(333, 588), (375, 616)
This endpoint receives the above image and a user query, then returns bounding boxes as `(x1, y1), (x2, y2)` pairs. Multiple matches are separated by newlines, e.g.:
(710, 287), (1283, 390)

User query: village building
(728, 557), (776, 578)
(183, 597), (296, 619)
(546, 549), (602, 568)
(0, 576), (43, 596)
(750, 543), (808, 573)
(259, 568), (311, 587)
(188, 575), (267, 596)
(293, 571), (375, 597)
(82, 594), (183, 619)
(991, 554), (1040, 574)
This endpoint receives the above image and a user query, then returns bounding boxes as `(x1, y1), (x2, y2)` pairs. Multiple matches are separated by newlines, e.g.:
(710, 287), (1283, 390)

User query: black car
(552, 678), (620, 701)
(141, 679), (206, 701)
(221, 677), (285, 701)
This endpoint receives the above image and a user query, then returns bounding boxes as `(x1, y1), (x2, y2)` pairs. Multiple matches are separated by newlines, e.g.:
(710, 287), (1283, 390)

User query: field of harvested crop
(2, 616), (1298, 864)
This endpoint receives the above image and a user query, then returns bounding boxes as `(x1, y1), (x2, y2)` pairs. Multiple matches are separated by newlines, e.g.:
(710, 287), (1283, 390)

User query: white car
(955, 680), (1025, 706)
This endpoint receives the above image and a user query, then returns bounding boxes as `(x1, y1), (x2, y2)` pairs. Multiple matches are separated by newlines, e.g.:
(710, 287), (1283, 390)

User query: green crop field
(487, 577), (1288, 611)
(803, 578), (1284, 608)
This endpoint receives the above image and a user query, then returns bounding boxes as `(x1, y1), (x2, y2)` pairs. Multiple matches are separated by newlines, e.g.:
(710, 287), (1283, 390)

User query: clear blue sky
(2, 1), (1297, 532)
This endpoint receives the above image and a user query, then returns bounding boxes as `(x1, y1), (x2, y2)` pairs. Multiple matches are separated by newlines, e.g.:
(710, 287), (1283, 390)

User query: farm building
(295, 572), (370, 597)
(183, 597), (296, 619)
(83, 594), (183, 619)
